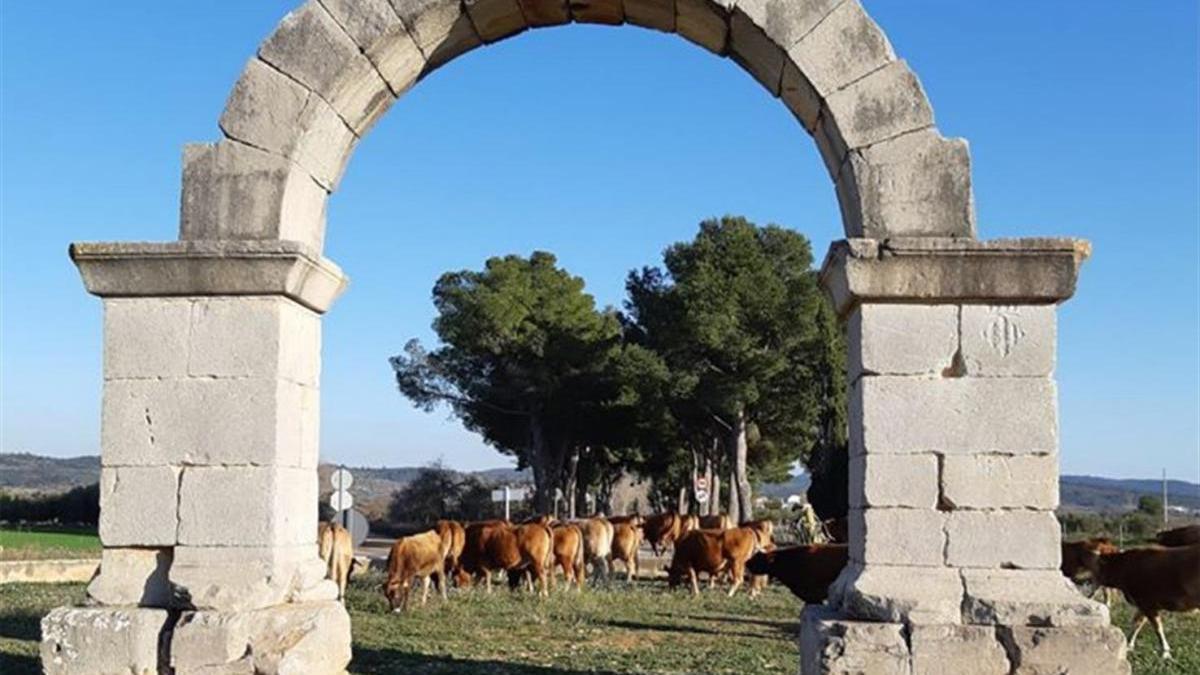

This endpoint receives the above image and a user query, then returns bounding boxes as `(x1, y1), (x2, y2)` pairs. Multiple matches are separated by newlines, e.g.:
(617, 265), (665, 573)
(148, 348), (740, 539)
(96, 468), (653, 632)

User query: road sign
(491, 487), (528, 502)
(344, 509), (369, 548)
(330, 468), (354, 490)
(695, 476), (709, 491)
(695, 489), (710, 503)
(329, 490), (354, 512)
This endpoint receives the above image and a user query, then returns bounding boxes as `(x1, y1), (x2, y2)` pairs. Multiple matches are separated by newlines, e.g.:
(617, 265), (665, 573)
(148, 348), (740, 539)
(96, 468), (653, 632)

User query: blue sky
(1, 2), (1197, 482)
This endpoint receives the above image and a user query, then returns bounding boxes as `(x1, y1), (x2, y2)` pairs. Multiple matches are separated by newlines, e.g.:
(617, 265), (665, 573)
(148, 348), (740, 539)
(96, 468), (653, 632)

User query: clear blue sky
(2, 2), (1197, 482)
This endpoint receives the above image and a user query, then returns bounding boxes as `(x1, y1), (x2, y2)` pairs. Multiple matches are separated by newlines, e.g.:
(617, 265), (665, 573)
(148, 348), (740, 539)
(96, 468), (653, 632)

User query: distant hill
(3, 453), (1196, 515)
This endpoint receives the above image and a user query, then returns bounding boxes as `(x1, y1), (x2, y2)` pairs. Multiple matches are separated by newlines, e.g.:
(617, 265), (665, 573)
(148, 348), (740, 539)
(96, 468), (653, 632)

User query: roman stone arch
(43, 2), (1132, 674)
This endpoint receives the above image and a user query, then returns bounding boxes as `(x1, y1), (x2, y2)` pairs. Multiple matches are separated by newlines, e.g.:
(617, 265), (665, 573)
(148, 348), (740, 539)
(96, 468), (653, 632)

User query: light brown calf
(318, 521), (354, 602)
(551, 523), (585, 591)
(668, 525), (767, 597)
(579, 517), (614, 582)
(642, 512), (681, 556)
(435, 519), (466, 583)
(383, 529), (445, 611)
(610, 515), (644, 583)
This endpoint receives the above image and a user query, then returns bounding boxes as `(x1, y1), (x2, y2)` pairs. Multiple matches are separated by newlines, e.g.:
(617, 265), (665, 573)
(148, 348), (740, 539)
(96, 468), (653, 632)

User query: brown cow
(318, 521), (354, 601)
(698, 514), (732, 531)
(458, 520), (553, 595)
(383, 529), (445, 611)
(680, 513), (700, 536)
(1061, 537), (1118, 605)
(610, 515), (644, 583)
(435, 519), (466, 584)
(579, 517), (614, 582)
(668, 524), (768, 597)
(642, 513), (682, 556)
(1081, 542), (1200, 659)
(745, 544), (848, 603)
(550, 522), (585, 591)
(1156, 524), (1200, 547)
(742, 520), (775, 597)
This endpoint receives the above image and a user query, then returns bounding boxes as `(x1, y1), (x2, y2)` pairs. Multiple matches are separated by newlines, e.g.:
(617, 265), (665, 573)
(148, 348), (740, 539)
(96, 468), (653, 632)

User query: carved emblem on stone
(983, 308), (1024, 357)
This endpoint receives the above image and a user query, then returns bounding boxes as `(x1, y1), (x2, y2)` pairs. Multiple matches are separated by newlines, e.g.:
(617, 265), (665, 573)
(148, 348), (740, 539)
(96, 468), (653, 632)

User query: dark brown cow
(1061, 537), (1118, 604)
(1156, 524), (1200, 548)
(383, 529), (445, 611)
(1082, 542), (1200, 659)
(745, 544), (848, 603)
(642, 513), (682, 555)
(698, 514), (732, 531)
(458, 520), (553, 595)
(667, 525), (767, 597)
(680, 513), (700, 536)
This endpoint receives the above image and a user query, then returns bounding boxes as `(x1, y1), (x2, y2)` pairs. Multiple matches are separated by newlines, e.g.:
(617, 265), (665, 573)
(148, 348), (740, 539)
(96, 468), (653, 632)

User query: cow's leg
(536, 563), (548, 597)
(1128, 611), (1147, 649)
(1151, 614), (1171, 660)
(688, 569), (700, 596)
(420, 575), (432, 606)
(437, 570), (448, 601)
(631, 552), (639, 584)
(485, 570), (493, 594)
(727, 562), (744, 597)
(575, 560), (585, 591)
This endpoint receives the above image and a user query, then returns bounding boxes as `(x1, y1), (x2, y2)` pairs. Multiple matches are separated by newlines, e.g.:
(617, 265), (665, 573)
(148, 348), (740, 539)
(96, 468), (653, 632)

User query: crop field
(0, 528), (100, 561)
(1, 577), (1197, 674)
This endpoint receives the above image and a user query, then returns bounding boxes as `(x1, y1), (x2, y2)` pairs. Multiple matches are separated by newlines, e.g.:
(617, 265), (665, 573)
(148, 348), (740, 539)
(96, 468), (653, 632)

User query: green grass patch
(0, 528), (100, 560)
(1, 578), (1197, 674)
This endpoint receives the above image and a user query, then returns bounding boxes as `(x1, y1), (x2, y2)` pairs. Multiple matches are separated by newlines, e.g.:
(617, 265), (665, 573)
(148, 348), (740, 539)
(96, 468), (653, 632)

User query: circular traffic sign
(695, 489), (710, 503)
(329, 490), (354, 511)
(330, 468), (354, 490)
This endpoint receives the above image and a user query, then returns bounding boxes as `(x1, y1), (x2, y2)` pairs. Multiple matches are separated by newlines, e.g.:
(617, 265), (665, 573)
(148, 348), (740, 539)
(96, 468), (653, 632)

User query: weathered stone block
(188, 296), (320, 385)
(941, 454), (1058, 510)
(259, 1), (394, 134)
(848, 453), (938, 509)
(849, 507), (946, 566)
(389, 0), (473, 62)
(87, 547), (174, 607)
(517, 0), (571, 26)
(910, 625), (1010, 675)
(179, 141), (328, 250)
(851, 376), (1058, 455)
(103, 378), (315, 468)
(830, 563), (963, 625)
(735, 0), (838, 49)
(99, 467), (179, 547)
(786, 0), (894, 96)
(103, 298), (191, 379)
(729, 11), (783, 95)
(848, 304), (958, 379)
(780, 59), (820, 133)
(841, 128), (975, 239)
(177, 466), (315, 547)
(320, 0), (427, 95)
(465, 0), (528, 42)
(962, 569), (1110, 627)
(675, 0), (730, 54)
(799, 605), (909, 675)
(823, 60), (933, 152)
(41, 606), (172, 675)
(998, 625), (1130, 675)
(945, 510), (1060, 569)
(624, 0), (673, 32)
(220, 58), (357, 192)
(170, 545), (328, 612)
(570, 0), (624, 25)
(171, 602), (351, 675)
(960, 304), (1056, 377)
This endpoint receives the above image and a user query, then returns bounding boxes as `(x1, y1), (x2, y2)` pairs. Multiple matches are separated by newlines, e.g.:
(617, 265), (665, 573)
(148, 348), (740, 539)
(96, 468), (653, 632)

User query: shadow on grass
(601, 618), (770, 641)
(0, 653), (40, 675)
(663, 612), (800, 634)
(0, 611), (42, 641)
(351, 647), (622, 674)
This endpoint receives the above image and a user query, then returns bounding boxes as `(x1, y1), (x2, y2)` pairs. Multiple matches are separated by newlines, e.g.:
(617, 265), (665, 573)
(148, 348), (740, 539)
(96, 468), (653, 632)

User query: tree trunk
(708, 468), (720, 516)
(727, 467), (739, 524)
(563, 447), (580, 520)
(528, 417), (555, 515)
(678, 486), (688, 514)
(732, 407), (752, 524)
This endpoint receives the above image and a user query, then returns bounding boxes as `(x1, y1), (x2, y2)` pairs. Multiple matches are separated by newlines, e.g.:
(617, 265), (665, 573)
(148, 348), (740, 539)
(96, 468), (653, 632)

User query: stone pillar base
(41, 606), (175, 675)
(799, 606), (1130, 675)
(171, 601), (351, 674)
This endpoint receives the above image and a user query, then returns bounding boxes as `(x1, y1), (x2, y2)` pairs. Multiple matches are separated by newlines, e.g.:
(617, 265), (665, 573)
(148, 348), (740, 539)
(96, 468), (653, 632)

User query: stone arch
(48, 3), (1131, 674)
(180, 0), (974, 252)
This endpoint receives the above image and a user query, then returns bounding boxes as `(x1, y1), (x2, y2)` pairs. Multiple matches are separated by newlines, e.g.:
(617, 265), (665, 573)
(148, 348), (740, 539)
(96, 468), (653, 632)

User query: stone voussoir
(320, 0), (427, 95)
(822, 59), (933, 155)
(786, 0), (894, 97)
(729, 10), (784, 96)
(624, 0), (674, 32)
(675, 0), (732, 55)
(464, 0), (528, 42)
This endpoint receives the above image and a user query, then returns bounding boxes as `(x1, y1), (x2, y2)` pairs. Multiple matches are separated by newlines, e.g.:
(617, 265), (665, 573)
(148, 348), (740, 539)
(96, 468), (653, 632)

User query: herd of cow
(321, 515), (1199, 661)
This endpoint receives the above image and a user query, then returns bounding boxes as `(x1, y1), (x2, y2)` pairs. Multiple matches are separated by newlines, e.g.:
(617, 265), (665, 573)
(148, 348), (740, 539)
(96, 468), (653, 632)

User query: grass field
(1, 576), (1197, 674)
(0, 528), (100, 561)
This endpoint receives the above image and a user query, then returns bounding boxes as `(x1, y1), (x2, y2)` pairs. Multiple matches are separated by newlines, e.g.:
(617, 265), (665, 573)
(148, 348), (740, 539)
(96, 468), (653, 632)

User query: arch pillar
(41, 242), (352, 675)
(802, 237), (1130, 675)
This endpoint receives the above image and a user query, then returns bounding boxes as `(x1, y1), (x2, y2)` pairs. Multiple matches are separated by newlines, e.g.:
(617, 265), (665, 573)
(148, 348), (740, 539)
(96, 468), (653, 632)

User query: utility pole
(1162, 468), (1169, 526)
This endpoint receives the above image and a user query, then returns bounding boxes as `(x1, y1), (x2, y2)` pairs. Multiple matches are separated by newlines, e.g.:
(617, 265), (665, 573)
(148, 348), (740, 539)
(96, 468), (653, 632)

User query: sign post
(330, 467), (355, 529)
(491, 485), (527, 521)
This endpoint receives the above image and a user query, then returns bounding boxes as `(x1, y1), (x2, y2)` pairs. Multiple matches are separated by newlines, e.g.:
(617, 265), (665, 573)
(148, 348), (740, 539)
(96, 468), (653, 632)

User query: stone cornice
(819, 237), (1090, 316)
(69, 240), (349, 314)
